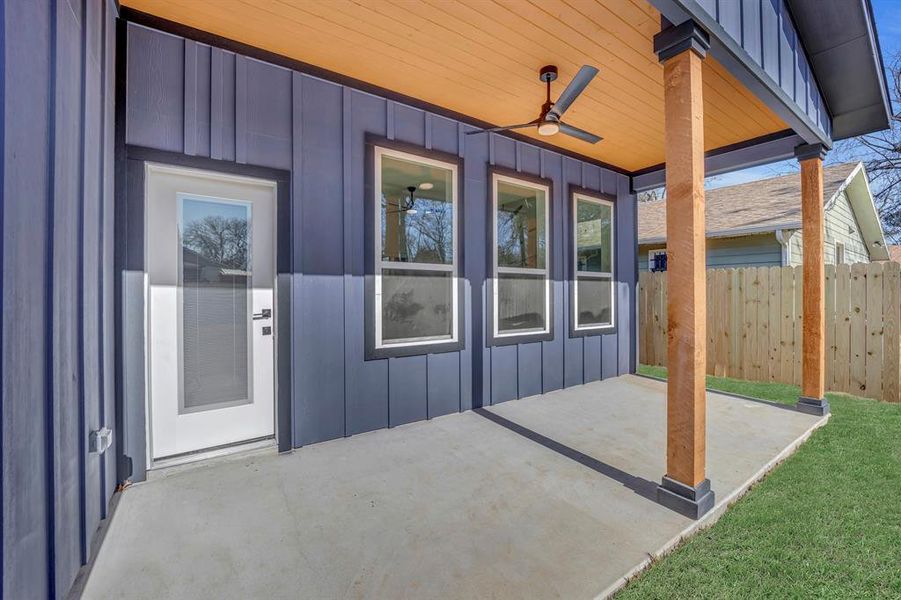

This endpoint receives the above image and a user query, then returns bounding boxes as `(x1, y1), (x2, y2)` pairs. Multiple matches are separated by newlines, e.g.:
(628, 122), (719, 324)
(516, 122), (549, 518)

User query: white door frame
(142, 161), (280, 468)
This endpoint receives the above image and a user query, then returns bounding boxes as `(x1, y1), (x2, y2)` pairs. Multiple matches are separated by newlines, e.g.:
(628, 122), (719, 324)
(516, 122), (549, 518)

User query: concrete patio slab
(82, 375), (825, 600)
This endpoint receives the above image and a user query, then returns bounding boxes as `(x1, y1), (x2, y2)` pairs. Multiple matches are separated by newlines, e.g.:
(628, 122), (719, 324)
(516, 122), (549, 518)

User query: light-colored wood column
(663, 48), (707, 488)
(797, 145), (828, 408)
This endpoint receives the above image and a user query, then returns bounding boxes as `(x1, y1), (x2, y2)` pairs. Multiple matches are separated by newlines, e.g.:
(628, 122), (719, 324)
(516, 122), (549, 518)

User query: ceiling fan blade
(465, 120), (539, 135)
(548, 65), (598, 120)
(558, 121), (603, 144)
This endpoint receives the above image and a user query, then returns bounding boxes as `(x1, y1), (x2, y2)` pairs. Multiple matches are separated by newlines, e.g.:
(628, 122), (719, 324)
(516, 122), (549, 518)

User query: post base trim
(796, 396), (830, 416)
(656, 476), (715, 519)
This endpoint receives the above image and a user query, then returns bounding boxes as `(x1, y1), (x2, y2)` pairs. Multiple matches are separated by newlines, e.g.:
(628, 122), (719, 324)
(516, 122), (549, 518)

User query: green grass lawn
(616, 365), (901, 600)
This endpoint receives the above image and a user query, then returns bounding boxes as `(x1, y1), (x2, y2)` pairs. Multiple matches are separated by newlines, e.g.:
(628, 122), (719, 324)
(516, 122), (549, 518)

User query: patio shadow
(474, 408), (658, 502)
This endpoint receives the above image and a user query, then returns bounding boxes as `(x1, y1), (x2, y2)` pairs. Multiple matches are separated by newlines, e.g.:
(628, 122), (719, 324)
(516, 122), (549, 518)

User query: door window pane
(381, 154), (454, 265)
(381, 269), (453, 343)
(180, 198), (252, 413)
(497, 180), (546, 269)
(576, 199), (612, 273)
(576, 277), (612, 327)
(497, 273), (546, 333)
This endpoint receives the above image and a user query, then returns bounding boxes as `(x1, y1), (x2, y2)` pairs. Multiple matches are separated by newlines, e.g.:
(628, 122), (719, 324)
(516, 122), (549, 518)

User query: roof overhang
(787, 0), (893, 140)
(836, 163), (890, 260)
(632, 129), (804, 192)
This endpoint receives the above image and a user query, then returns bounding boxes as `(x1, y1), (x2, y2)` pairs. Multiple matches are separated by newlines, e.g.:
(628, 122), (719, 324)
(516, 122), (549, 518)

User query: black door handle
(252, 308), (271, 320)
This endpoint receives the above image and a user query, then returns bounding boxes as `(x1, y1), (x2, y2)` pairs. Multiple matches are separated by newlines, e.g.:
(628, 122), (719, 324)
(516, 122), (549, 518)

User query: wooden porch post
(795, 143), (831, 415)
(653, 20), (715, 519)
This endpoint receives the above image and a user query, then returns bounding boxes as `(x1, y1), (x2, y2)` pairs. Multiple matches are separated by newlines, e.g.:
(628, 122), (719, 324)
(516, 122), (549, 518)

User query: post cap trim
(653, 20), (711, 63)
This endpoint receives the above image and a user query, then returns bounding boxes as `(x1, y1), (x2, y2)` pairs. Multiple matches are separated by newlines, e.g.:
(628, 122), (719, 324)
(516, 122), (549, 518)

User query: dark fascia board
(119, 7), (631, 178)
(788, 0), (892, 140)
(632, 129), (803, 192)
(651, 0), (833, 148)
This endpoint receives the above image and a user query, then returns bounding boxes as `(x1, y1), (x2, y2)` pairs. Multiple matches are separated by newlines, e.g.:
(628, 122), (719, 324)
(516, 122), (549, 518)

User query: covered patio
(82, 376), (825, 599)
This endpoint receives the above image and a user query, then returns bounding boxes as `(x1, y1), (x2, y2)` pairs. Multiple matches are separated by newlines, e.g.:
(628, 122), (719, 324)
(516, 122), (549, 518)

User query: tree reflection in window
(179, 198), (252, 411)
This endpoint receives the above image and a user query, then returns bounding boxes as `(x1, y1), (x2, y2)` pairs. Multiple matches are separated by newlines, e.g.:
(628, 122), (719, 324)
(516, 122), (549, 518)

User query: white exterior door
(146, 163), (276, 461)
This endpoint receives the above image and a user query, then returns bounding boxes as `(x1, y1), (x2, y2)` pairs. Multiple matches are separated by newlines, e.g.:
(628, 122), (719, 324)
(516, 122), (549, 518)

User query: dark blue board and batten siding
(125, 24), (637, 451)
(2, 1), (118, 598)
(686, 0), (831, 140)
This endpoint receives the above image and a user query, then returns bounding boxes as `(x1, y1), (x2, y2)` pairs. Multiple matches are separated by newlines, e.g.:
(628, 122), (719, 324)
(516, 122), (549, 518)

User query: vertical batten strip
(342, 86), (352, 432)
(290, 71), (303, 446)
(183, 40), (197, 156)
(386, 100), (395, 140)
(235, 55), (247, 163)
(210, 48), (224, 160)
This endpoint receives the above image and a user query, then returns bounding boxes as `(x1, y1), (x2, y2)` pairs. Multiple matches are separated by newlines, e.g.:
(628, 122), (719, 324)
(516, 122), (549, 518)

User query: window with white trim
(573, 193), (614, 330)
(374, 147), (458, 350)
(492, 173), (550, 337)
(835, 241), (845, 265)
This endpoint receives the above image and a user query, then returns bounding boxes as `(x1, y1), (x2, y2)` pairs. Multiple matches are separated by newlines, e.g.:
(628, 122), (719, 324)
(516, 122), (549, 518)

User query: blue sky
(707, 0), (901, 189)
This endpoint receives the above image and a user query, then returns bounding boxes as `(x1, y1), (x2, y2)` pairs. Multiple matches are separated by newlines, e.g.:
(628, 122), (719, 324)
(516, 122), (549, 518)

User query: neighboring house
(639, 162), (890, 271)
(2, 0), (892, 597)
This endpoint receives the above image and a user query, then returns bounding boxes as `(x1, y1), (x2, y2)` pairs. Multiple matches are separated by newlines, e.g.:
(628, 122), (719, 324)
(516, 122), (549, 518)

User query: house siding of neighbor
(789, 187), (872, 265)
(2, 0), (892, 597)
(638, 162), (888, 271)
(639, 235), (784, 271)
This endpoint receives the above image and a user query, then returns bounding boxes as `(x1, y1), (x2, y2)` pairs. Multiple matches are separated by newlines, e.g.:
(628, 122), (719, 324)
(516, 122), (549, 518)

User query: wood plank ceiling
(121, 0), (787, 172)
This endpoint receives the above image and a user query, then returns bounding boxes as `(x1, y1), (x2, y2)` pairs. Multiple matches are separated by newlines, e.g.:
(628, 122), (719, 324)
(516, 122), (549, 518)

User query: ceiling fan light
(418, 182), (434, 190)
(537, 121), (560, 136)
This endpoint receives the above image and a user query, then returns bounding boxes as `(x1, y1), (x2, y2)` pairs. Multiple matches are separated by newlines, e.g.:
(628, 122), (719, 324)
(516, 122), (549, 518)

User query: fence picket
(824, 264), (836, 391)
(756, 267), (769, 382)
(656, 274), (667, 367)
(865, 262), (884, 400)
(706, 269), (715, 374)
(793, 266), (803, 386)
(743, 268), (758, 379)
(780, 267), (795, 384)
(715, 269), (729, 377)
(768, 266), (781, 382)
(850, 263), (868, 395)
(834, 263), (852, 393)
(883, 261), (900, 403)
(730, 269), (743, 378)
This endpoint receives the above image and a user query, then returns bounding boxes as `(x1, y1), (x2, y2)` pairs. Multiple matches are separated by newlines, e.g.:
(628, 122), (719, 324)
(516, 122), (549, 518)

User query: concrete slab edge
(596, 412), (831, 600)
(633, 373), (813, 414)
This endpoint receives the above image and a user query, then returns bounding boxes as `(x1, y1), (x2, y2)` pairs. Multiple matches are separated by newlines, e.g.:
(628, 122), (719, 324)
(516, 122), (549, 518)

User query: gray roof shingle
(638, 162), (859, 244)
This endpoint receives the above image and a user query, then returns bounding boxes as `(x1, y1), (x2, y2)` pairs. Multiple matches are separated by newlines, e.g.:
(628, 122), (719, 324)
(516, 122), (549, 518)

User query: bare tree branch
(844, 50), (901, 244)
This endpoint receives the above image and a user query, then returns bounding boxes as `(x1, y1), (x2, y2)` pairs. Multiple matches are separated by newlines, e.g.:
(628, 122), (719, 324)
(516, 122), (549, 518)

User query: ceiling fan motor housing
(539, 65), (558, 83)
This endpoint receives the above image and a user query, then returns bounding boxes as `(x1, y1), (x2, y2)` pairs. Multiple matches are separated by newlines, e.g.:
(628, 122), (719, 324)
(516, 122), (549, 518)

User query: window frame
(488, 167), (554, 346)
(365, 137), (465, 360)
(569, 186), (617, 337)
(834, 241), (845, 265)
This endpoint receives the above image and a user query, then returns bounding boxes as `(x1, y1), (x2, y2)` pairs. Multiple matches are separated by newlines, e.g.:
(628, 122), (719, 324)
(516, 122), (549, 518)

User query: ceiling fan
(466, 65), (602, 144)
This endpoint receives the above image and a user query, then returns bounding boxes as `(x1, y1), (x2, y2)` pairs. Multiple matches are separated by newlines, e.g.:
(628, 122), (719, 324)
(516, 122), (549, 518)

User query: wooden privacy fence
(639, 261), (901, 403)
